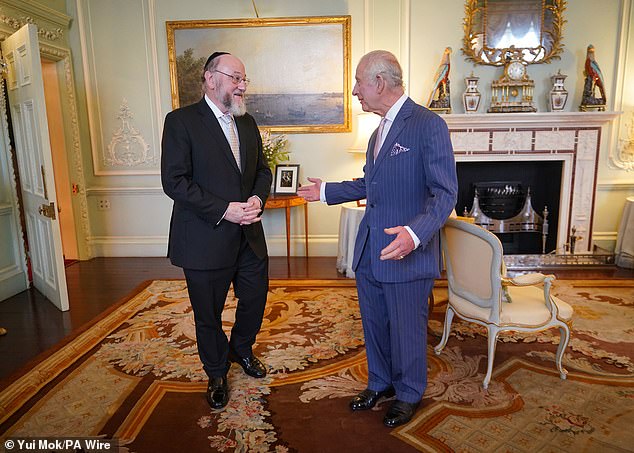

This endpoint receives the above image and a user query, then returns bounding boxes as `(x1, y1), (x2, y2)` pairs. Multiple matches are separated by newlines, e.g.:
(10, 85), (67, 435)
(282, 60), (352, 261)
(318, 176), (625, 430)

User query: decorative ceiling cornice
(0, 0), (71, 42)
(0, 14), (63, 41)
(1, 0), (71, 28)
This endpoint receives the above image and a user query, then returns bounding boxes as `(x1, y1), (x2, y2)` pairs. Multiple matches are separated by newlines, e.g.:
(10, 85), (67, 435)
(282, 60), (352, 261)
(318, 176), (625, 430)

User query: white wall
(68, 0), (634, 257)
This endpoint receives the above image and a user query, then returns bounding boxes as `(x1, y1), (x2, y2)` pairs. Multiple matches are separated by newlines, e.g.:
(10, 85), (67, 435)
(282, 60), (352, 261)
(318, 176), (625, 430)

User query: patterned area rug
(1, 279), (633, 452)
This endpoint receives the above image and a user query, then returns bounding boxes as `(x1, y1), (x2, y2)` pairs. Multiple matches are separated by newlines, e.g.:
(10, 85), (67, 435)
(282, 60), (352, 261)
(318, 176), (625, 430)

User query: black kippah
(204, 51), (230, 69)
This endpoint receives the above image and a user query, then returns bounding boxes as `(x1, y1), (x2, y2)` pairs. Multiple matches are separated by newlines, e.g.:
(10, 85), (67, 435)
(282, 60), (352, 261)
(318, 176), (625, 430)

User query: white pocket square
(390, 143), (410, 156)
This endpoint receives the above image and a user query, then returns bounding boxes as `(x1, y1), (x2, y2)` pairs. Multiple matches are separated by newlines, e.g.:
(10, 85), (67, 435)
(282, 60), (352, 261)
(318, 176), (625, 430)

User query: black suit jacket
(161, 98), (272, 270)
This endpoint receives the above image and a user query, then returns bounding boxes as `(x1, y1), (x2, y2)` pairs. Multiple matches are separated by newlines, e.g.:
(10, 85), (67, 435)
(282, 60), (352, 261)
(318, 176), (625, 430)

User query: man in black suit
(161, 52), (272, 409)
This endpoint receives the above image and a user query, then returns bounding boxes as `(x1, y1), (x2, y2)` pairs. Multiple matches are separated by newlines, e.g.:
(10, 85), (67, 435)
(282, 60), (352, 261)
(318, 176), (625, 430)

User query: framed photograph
(274, 164), (300, 194)
(166, 16), (351, 134)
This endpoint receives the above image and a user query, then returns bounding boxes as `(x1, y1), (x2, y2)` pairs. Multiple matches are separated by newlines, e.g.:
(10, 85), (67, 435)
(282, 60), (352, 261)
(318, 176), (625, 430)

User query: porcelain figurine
(427, 47), (452, 114)
(462, 72), (481, 113)
(549, 70), (568, 111)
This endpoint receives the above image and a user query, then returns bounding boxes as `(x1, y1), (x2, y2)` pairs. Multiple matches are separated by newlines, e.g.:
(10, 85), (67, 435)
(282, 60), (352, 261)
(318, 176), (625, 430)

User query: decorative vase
(549, 70), (568, 112)
(462, 73), (481, 114)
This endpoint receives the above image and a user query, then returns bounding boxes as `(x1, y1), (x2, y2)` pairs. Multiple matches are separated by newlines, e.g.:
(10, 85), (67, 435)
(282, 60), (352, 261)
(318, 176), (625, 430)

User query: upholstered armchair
(434, 218), (574, 389)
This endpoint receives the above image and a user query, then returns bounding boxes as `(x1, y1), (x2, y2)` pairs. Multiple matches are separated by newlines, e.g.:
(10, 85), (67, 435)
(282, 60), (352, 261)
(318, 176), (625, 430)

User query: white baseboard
(87, 235), (339, 257)
(592, 231), (618, 253)
(0, 266), (28, 301)
(88, 236), (168, 257)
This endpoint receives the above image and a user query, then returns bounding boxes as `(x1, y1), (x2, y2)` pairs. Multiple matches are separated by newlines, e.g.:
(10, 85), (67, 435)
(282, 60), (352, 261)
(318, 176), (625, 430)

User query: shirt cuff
(404, 226), (421, 249)
(319, 182), (327, 203)
(217, 208), (227, 226)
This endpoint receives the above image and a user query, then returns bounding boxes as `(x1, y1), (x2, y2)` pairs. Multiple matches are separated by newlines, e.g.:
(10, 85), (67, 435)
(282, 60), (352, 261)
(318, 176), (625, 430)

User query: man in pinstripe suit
(298, 50), (457, 427)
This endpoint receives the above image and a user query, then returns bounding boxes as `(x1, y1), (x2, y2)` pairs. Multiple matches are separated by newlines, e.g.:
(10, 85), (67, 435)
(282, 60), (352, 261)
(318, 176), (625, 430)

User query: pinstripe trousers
(355, 242), (433, 404)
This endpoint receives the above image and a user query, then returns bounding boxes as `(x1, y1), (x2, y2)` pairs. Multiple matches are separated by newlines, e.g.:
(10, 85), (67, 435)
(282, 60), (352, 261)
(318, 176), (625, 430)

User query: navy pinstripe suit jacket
(326, 97), (458, 282)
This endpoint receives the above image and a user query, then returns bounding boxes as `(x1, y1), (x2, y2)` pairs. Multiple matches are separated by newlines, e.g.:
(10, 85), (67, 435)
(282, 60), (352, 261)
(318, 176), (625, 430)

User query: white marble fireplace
(443, 112), (620, 254)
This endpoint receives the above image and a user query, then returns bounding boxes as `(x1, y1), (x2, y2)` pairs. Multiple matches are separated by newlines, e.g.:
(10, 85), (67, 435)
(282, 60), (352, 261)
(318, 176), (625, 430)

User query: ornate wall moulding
(0, 78), (27, 269)
(105, 99), (154, 169)
(0, 14), (64, 42)
(614, 111), (634, 171)
(0, 0), (70, 42)
(58, 49), (92, 257)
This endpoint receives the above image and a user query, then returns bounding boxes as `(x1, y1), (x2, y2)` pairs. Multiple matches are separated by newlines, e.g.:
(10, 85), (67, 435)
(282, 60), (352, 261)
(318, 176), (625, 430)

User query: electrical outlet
(97, 199), (110, 210)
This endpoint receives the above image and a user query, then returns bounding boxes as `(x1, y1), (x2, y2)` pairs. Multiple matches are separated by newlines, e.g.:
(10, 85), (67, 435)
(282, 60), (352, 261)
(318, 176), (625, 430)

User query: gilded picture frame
(166, 16), (351, 134)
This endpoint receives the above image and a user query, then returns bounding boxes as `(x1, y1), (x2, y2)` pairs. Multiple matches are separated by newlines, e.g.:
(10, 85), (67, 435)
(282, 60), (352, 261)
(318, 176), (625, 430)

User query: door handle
(38, 202), (56, 220)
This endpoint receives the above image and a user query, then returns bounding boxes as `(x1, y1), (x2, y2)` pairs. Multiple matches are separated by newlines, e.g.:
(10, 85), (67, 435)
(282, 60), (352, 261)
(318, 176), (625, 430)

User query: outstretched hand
(297, 177), (323, 202)
(380, 226), (415, 261)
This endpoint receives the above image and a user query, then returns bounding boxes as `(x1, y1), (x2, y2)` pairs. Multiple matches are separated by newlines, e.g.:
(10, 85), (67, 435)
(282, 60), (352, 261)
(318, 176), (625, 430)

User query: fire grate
(463, 181), (549, 253)
(472, 181), (525, 219)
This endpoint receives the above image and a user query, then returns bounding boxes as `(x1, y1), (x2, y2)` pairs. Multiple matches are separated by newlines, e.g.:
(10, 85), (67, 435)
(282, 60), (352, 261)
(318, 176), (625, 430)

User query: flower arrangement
(260, 129), (289, 170)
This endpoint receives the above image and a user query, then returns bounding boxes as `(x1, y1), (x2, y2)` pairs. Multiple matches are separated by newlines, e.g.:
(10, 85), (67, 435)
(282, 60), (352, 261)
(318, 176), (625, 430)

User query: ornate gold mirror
(462, 0), (567, 65)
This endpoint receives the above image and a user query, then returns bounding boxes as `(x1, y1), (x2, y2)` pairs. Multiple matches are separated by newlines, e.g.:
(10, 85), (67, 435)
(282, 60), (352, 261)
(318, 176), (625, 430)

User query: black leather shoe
(383, 399), (420, 427)
(228, 351), (267, 378)
(349, 387), (395, 411)
(206, 376), (229, 409)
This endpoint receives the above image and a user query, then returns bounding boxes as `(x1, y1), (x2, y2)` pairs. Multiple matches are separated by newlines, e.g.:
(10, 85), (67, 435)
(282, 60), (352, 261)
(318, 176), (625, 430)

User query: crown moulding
(0, 0), (71, 30)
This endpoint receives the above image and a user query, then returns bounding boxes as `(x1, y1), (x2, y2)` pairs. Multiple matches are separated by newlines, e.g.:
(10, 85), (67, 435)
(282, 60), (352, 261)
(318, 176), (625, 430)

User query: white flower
(260, 129), (289, 169)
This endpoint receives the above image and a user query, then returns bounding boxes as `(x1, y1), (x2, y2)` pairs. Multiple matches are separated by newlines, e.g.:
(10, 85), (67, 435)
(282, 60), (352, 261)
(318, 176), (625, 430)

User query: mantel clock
(488, 51), (537, 113)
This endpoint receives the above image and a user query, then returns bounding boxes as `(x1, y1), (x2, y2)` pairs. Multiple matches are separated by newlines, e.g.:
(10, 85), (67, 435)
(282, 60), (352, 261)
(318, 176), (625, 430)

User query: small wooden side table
(264, 194), (308, 263)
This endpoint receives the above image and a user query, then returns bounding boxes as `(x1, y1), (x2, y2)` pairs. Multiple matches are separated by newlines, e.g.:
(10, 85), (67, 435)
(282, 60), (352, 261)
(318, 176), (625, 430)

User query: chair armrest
(454, 216), (476, 224)
(501, 273), (557, 311)
(502, 273), (555, 287)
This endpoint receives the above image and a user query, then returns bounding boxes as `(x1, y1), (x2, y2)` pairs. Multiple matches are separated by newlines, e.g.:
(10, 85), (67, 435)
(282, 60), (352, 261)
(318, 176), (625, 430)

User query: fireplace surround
(443, 111), (620, 254)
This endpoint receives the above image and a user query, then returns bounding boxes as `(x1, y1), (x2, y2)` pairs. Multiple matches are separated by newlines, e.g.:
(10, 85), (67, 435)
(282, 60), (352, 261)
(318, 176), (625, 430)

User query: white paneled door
(2, 24), (69, 311)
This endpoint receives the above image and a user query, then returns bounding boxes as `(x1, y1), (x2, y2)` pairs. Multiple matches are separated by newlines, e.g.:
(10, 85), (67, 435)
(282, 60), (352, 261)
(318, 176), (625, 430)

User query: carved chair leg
(556, 323), (570, 380)
(483, 328), (500, 390)
(434, 306), (454, 355)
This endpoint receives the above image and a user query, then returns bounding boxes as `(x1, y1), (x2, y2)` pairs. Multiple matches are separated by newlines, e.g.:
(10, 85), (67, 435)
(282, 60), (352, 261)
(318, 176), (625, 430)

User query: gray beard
(223, 92), (247, 117)
(230, 102), (247, 117)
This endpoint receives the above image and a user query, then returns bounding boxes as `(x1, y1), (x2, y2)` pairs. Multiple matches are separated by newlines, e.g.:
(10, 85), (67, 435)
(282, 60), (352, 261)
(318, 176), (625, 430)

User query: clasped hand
(225, 197), (262, 225)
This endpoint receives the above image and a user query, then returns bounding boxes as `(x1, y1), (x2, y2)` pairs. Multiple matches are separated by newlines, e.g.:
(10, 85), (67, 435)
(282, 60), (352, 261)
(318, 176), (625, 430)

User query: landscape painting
(166, 16), (351, 133)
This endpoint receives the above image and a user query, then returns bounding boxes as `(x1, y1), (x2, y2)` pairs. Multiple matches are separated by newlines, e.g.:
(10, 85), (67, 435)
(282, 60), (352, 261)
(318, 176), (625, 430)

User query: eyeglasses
(213, 69), (250, 86)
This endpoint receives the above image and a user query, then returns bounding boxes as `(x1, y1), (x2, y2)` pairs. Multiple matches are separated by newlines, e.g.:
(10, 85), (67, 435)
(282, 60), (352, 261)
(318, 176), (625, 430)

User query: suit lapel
(197, 99), (242, 175)
(368, 98), (414, 181)
(366, 129), (379, 173)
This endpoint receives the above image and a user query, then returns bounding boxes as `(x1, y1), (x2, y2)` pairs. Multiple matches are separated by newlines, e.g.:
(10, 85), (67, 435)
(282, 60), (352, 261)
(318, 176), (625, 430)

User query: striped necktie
(373, 117), (387, 161)
(221, 113), (241, 171)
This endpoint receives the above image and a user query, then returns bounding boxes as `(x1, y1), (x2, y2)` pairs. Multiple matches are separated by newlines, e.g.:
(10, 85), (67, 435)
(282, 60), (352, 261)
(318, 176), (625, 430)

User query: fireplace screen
(463, 181), (549, 253)
(456, 161), (562, 255)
